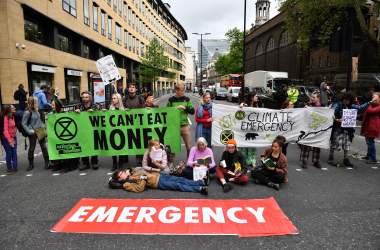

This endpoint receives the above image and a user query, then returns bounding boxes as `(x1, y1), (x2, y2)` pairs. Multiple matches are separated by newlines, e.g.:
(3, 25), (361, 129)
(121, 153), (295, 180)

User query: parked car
(215, 88), (228, 100)
(227, 87), (241, 102)
(193, 87), (199, 93)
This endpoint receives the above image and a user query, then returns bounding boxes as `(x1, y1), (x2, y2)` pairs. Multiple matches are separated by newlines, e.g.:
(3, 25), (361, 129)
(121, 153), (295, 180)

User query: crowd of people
(2, 81), (380, 196)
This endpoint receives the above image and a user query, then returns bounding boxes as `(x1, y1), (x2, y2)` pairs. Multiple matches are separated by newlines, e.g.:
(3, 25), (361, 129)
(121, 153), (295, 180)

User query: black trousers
(81, 156), (98, 165)
(28, 135), (48, 162)
(251, 168), (285, 185)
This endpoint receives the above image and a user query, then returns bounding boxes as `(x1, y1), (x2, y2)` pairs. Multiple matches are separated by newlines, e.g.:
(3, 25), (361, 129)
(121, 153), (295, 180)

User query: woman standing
(2, 105), (18, 173)
(22, 96), (49, 171)
(239, 92), (260, 170)
(299, 92), (322, 169)
(195, 92), (213, 147)
(110, 93), (127, 170)
(361, 92), (380, 164)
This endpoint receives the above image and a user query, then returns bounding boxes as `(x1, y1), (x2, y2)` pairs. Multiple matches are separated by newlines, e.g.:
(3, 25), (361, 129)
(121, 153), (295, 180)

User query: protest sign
(51, 198), (298, 237)
(47, 108), (181, 160)
(212, 104), (334, 149)
(96, 55), (121, 85)
(93, 80), (105, 104)
(341, 109), (358, 128)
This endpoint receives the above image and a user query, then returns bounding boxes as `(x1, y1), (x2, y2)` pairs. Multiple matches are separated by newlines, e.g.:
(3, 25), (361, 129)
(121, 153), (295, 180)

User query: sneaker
(79, 163), (90, 171)
(200, 186), (208, 196)
(343, 158), (354, 167)
(202, 171), (210, 186)
(313, 162), (322, 169)
(301, 161), (308, 169)
(222, 183), (233, 193)
(267, 182), (280, 191)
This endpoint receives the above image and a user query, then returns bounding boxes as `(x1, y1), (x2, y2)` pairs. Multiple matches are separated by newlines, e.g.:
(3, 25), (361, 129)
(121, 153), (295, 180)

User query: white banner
(96, 55), (121, 85)
(212, 104), (334, 149)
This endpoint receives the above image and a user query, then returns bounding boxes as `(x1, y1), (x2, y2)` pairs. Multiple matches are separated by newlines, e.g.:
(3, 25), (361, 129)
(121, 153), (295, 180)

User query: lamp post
(242, 0), (247, 100)
(192, 32), (211, 92)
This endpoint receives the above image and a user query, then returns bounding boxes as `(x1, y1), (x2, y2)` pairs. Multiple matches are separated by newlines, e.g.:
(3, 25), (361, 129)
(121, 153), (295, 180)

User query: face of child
(272, 142), (281, 153)
(152, 141), (160, 150)
(117, 170), (130, 181)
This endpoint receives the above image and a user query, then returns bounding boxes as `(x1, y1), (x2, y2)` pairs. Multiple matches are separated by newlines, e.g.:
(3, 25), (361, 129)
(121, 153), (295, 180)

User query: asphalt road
(0, 93), (379, 250)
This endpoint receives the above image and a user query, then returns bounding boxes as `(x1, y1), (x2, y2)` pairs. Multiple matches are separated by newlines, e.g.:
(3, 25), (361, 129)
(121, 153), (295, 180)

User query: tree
(280, 0), (380, 56)
(215, 28), (244, 75)
(138, 38), (169, 89)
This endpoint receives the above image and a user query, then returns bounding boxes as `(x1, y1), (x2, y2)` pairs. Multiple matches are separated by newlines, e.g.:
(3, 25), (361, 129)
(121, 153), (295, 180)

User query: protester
(167, 82), (195, 157)
(109, 168), (208, 195)
(273, 84), (288, 109)
(251, 138), (288, 190)
(33, 85), (51, 121)
(75, 91), (99, 170)
(328, 92), (370, 167)
(239, 92), (260, 169)
(145, 92), (158, 108)
(123, 83), (145, 166)
(360, 92), (380, 164)
(142, 139), (170, 174)
(49, 88), (63, 113)
(299, 92), (322, 169)
(22, 96), (49, 171)
(2, 105), (18, 173)
(216, 139), (248, 193)
(110, 93), (127, 170)
(320, 80), (333, 107)
(183, 137), (216, 180)
(195, 92), (213, 146)
(280, 99), (294, 155)
(287, 83), (299, 107)
(13, 84), (27, 111)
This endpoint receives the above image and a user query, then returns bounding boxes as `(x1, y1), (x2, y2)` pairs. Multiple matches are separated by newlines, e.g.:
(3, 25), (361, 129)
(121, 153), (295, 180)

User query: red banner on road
(51, 197), (298, 237)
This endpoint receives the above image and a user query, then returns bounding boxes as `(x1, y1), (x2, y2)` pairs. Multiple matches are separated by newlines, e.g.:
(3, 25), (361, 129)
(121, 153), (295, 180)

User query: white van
(227, 87), (241, 102)
(244, 71), (290, 92)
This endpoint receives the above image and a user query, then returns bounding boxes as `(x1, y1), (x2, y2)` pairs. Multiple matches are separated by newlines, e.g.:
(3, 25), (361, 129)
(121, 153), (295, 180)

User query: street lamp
(192, 32), (211, 92)
(242, 0), (247, 100)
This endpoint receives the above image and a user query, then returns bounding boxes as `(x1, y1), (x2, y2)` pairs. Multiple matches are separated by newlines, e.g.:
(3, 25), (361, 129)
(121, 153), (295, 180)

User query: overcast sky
(164, 0), (280, 52)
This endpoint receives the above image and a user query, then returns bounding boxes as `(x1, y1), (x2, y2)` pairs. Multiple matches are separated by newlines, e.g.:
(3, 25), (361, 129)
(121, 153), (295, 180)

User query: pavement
(0, 93), (379, 250)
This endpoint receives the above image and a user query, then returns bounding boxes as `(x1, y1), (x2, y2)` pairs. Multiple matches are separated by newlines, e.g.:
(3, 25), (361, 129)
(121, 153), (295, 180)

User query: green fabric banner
(47, 108), (181, 160)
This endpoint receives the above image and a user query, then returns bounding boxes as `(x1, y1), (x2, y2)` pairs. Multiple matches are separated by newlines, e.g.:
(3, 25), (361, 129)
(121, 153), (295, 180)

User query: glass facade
(198, 39), (230, 69)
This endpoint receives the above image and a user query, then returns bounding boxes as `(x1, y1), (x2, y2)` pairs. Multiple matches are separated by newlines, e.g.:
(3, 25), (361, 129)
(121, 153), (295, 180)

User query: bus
(220, 74), (243, 88)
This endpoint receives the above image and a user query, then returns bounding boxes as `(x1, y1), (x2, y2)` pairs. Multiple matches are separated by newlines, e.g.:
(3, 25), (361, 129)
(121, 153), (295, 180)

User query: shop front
(65, 69), (82, 104)
(27, 63), (55, 94)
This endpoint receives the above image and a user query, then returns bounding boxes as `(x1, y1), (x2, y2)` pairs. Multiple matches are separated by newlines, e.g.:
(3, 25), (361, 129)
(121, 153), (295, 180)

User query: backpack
(15, 111), (32, 137)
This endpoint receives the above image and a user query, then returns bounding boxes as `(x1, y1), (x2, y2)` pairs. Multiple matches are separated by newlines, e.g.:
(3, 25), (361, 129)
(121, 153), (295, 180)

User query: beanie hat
(227, 139), (237, 146)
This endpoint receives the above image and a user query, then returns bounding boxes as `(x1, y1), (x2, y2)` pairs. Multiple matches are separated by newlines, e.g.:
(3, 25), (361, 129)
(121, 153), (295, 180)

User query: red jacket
(361, 103), (380, 138)
(195, 106), (212, 128)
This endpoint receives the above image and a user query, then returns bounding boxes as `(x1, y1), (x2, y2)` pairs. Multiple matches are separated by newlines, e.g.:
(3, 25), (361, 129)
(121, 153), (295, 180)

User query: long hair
(27, 96), (38, 112)
(110, 93), (124, 110)
(1, 105), (14, 118)
(246, 91), (259, 107)
(148, 139), (160, 153)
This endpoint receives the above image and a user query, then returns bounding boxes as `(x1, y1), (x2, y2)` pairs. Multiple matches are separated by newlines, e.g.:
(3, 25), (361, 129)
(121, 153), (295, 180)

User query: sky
(164, 0), (280, 53)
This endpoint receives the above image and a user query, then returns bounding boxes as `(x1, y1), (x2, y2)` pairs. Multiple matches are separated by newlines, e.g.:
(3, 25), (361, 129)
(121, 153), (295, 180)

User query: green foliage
(138, 38), (169, 84)
(280, 0), (380, 51)
(215, 28), (244, 75)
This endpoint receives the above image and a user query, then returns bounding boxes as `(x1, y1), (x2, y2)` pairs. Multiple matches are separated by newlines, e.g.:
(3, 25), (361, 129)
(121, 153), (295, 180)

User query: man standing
(167, 82), (195, 157)
(287, 83), (299, 107)
(216, 139), (249, 193)
(13, 84), (27, 111)
(75, 91), (99, 170)
(124, 83), (145, 166)
(320, 79), (330, 107)
(33, 85), (51, 121)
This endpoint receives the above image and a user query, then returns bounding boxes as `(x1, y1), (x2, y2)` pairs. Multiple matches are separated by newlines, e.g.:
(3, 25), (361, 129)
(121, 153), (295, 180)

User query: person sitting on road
(183, 137), (216, 180)
(216, 139), (248, 193)
(251, 138), (288, 191)
(142, 139), (170, 174)
(108, 167), (208, 195)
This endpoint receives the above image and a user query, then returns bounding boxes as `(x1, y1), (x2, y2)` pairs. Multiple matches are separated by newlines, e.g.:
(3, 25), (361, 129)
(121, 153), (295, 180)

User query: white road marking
(295, 169), (302, 171)
(34, 152), (42, 157)
(321, 168), (328, 171)
(0, 161), (6, 164)
(79, 173), (87, 176)
(346, 167), (354, 170)
(0, 174), (7, 177)
(52, 173), (60, 176)
(26, 174), (33, 177)
(371, 167), (378, 170)
(107, 172), (113, 175)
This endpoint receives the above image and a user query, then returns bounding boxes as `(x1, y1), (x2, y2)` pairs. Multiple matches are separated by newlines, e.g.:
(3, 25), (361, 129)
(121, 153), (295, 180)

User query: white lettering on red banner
(52, 198), (298, 237)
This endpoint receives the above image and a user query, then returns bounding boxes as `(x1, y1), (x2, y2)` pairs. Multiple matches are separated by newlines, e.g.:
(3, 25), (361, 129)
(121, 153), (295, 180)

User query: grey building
(198, 39), (230, 69)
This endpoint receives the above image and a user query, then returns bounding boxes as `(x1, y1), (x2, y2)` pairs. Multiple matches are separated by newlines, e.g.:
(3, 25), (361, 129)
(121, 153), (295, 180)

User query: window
(132, 36), (135, 53)
(118, 0), (122, 16)
(24, 19), (47, 44)
(128, 8), (132, 25)
(256, 42), (264, 56)
(136, 39), (140, 55)
(101, 11), (106, 36)
(62, 0), (77, 17)
(266, 37), (275, 52)
(128, 33), (132, 51)
(82, 43), (90, 58)
(124, 30), (128, 48)
(57, 33), (73, 53)
(107, 16), (112, 40)
(113, 0), (117, 12)
(107, 0), (111, 6)
(132, 12), (135, 29)
(83, 0), (89, 25)
(123, 2), (127, 20)
(279, 31), (289, 47)
(92, 5), (98, 31)
(115, 24), (121, 45)
(141, 42), (145, 56)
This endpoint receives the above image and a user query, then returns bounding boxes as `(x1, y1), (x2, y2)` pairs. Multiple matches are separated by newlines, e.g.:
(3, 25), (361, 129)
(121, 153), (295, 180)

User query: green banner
(47, 108), (181, 160)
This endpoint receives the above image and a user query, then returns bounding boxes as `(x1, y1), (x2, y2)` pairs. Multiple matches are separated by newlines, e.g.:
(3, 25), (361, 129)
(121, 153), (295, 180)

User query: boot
(343, 158), (354, 167)
(301, 160), (308, 169)
(222, 183), (233, 193)
(267, 182), (280, 191)
(27, 158), (34, 171)
(111, 161), (118, 171)
(79, 162), (90, 171)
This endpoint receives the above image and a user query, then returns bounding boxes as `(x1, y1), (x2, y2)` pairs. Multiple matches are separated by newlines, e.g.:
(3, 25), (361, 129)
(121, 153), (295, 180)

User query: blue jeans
(366, 137), (376, 161)
(2, 138), (17, 170)
(202, 127), (212, 147)
(158, 174), (203, 193)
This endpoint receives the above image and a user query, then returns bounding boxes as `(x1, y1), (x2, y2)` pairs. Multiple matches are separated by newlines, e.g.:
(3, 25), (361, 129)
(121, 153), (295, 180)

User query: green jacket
(287, 88), (299, 104)
(167, 95), (195, 126)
